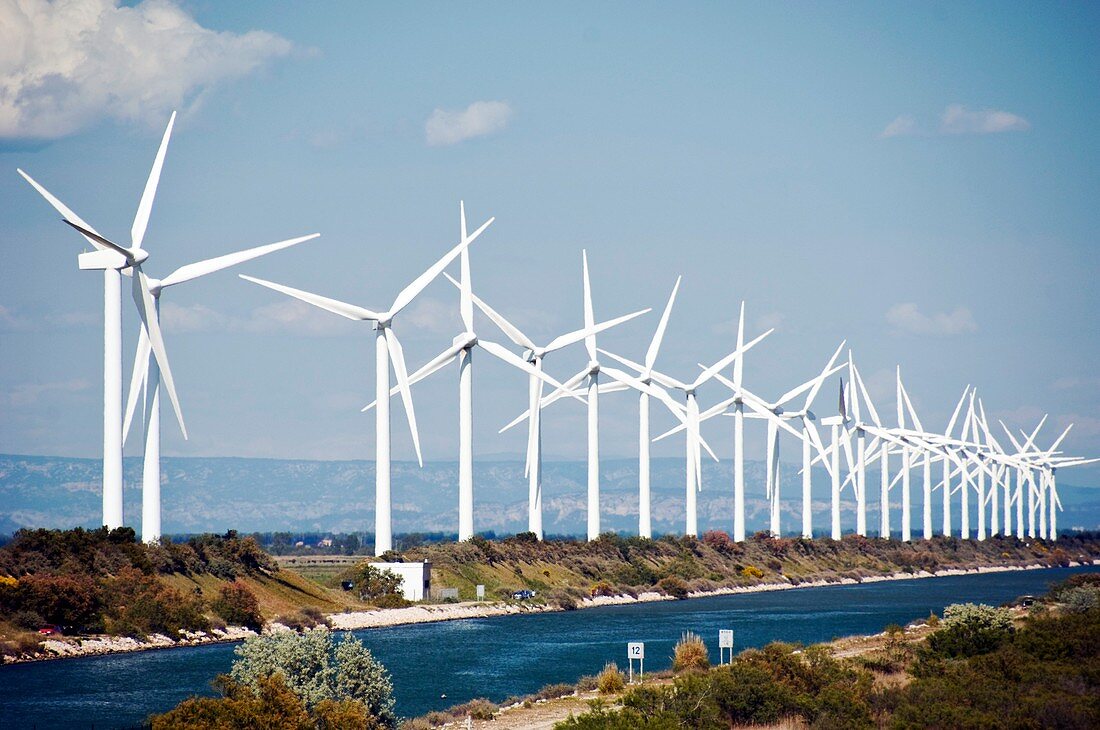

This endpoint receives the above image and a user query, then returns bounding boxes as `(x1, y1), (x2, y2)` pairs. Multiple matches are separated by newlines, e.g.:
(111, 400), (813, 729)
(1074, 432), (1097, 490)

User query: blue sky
(1, 1), (1098, 484)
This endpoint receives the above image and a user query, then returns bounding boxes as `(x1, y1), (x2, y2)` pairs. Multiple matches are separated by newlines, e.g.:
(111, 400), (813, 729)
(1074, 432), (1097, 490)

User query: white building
(375, 561), (431, 601)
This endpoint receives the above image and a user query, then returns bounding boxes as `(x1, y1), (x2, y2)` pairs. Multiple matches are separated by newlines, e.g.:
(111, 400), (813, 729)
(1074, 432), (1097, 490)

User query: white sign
(628, 642), (645, 659)
(476, 584), (485, 600)
(719, 630), (734, 649)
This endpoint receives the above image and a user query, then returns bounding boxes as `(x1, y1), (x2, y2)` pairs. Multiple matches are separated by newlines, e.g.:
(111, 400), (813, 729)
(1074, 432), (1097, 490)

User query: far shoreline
(6, 559), (1097, 667)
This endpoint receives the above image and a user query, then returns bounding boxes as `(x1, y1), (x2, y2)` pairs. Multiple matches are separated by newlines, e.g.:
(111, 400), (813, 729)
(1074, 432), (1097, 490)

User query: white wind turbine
(529, 251), (655, 541)
(466, 285), (649, 541)
(17, 112), (183, 531)
(503, 278), (689, 539)
(359, 204), (587, 541)
(240, 209), (494, 555)
(120, 232), (318, 542)
(607, 339), (777, 537)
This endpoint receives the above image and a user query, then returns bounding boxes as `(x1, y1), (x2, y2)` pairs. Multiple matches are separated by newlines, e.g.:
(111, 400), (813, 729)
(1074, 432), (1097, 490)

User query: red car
(37, 626), (61, 636)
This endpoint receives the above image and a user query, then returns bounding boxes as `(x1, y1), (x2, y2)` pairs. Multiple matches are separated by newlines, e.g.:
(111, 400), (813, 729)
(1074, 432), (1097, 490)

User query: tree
(230, 627), (396, 728)
(928, 603), (1015, 657)
(350, 564), (403, 601)
(212, 580), (263, 630)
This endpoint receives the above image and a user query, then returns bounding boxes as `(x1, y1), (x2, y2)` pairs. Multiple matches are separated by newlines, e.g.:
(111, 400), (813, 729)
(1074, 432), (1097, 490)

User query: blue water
(2, 565), (1095, 729)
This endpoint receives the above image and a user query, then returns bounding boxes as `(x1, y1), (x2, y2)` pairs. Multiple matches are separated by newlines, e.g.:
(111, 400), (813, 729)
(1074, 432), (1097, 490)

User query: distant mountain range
(2, 453), (1099, 538)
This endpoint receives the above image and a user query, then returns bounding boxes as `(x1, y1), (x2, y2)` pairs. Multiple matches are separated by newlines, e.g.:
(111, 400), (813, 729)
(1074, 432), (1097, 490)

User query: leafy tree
(230, 627), (396, 727)
(927, 603), (1015, 657)
(212, 580), (263, 630)
(349, 563), (403, 601)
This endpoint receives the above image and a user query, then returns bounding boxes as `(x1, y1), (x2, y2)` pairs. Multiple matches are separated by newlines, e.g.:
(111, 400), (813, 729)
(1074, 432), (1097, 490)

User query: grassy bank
(392, 531), (1100, 607)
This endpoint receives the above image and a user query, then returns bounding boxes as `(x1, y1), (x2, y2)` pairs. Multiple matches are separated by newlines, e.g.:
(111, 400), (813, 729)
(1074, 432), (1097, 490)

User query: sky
(1, 1), (1098, 484)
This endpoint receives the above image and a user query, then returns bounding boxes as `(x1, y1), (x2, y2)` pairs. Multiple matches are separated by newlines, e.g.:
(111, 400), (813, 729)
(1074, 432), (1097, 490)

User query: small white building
(374, 561), (431, 601)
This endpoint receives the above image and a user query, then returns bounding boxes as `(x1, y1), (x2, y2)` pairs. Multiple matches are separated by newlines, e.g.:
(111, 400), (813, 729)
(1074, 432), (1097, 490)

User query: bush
(538, 683), (575, 700)
(212, 580), (263, 630)
(928, 603), (1015, 657)
(230, 627), (396, 727)
(447, 698), (497, 720)
(657, 576), (689, 599)
(673, 631), (710, 672)
(741, 565), (765, 579)
(596, 662), (626, 694)
(1059, 585), (1100, 614)
(589, 581), (615, 597)
(349, 564), (404, 602)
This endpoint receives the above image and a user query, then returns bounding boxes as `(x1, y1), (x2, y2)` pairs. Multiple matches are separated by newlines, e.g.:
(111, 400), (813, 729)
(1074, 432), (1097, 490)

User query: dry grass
(673, 631), (710, 672)
(596, 662), (626, 694)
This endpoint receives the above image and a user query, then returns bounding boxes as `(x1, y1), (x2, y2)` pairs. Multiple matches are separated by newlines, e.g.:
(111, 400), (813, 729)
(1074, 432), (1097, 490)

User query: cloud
(0, 305), (95, 330)
(160, 300), (354, 337)
(1052, 376), (1100, 391)
(1, 378), (89, 407)
(0, 0), (294, 140)
(403, 297), (458, 335)
(939, 105), (1030, 135)
(885, 303), (977, 336)
(878, 105), (1030, 140)
(425, 101), (513, 146)
(0, 304), (29, 330)
(879, 114), (920, 139)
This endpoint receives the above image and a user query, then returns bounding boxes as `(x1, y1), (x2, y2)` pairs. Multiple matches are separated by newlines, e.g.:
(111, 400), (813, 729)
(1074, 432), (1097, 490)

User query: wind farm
(2, 3), (1098, 729)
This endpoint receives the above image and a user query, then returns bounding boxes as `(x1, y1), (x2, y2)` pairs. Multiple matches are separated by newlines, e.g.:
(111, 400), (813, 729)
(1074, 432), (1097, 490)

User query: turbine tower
(119, 233), (318, 542)
(240, 210), (494, 555)
(360, 205), (584, 541)
(17, 112), (182, 530)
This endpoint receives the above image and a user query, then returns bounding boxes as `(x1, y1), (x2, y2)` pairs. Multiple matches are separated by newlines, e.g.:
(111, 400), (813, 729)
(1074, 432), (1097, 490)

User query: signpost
(476, 584), (485, 601)
(627, 642), (644, 682)
(719, 629), (734, 665)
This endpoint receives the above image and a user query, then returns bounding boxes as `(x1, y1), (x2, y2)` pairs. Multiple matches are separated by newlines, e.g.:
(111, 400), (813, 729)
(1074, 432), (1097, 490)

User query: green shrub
(657, 576), (689, 599)
(1059, 585), (1100, 614)
(928, 603), (1015, 658)
(230, 627), (396, 727)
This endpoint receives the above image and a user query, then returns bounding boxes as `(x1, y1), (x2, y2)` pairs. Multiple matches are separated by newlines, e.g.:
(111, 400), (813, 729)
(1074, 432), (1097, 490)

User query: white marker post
(627, 642), (644, 683)
(719, 629), (734, 665)
(476, 584), (485, 601)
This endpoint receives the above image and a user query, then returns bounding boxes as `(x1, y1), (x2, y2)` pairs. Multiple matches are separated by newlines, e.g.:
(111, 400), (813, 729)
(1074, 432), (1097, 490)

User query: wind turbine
(120, 232), (318, 542)
(507, 278), (686, 538)
(17, 112), (182, 530)
(607, 327), (776, 537)
(359, 204), (586, 541)
(464, 284), (649, 541)
(532, 251), (655, 541)
(240, 209), (494, 555)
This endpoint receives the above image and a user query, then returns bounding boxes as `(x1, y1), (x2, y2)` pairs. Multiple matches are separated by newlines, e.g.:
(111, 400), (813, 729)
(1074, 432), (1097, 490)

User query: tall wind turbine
(467, 286), (649, 540)
(360, 204), (584, 541)
(17, 112), (182, 530)
(121, 233), (318, 542)
(240, 210), (494, 555)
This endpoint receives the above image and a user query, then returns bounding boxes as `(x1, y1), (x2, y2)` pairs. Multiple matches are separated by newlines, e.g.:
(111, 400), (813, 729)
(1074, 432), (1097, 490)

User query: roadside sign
(719, 629), (734, 664)
(627, 642), (644, 683)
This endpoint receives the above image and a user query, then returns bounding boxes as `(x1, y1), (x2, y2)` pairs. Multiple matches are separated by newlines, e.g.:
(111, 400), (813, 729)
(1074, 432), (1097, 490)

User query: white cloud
(879, 114), (920, 138)
(403, 297), (458, 335)
(885, 303), (977, 336)
(939, 105), (1030, 135)
(0, 0), (293, 140)
(0, 304), (29, 330)
(425, 100), (513, 146)
(878, 105), (1030, 140)
(1, 378), (89, 407)
(160, 300), (353, 337)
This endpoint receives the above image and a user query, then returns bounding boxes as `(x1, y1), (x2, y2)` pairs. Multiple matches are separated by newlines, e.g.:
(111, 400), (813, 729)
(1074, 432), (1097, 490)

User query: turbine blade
(444, 273), (535, 350)
(159, 234), (319, 289)
(240, 275), (381, 321)
(17, 170), (111, 253)
(458, 202), (474, 332)
(390, 216), (493, 318)
(804, 341), (846, 411)
(384, 327), (423, 467)
(945, 385), (970, 436)
(581, 250), (596, 359)
(62, 220), (133, 260)
(543, 308), (650, 354)
(851, 362), (881, 426)
(479, 340), (585, 404)
(131, 270), (187, 439)
(131, 111), (175, 248)
(122, 326), (152, 441)
(733, 301), (746, 388)
(643, 276), (680, 376)
(361, 341), (464, 412)
(693, 328), (774, 390)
